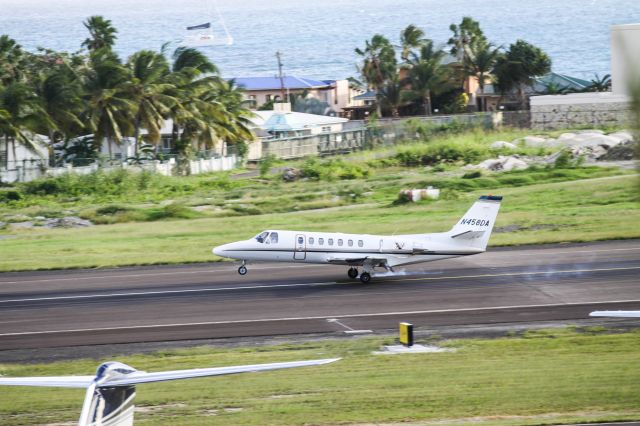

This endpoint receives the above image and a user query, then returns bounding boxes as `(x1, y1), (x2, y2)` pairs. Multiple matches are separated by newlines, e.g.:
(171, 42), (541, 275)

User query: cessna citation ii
(213, 195), (502, 283)
(0, 358), (338, 426)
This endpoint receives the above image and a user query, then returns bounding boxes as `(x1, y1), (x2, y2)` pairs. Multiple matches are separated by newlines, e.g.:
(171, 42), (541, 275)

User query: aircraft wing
(103, 358), (340, 386)
(327, 257), (388, 266)
(451, 230), (486, 240)
(0, 375), (94, 388)
(590, 311), (640, 318)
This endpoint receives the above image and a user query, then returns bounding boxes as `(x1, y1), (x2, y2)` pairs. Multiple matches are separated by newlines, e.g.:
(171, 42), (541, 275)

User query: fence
(261, 128), (366, 159)
(0, 155), (238, 183)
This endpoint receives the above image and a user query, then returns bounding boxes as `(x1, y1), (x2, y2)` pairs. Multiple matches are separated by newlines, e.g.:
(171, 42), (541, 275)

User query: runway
(0, 239), (639, 352)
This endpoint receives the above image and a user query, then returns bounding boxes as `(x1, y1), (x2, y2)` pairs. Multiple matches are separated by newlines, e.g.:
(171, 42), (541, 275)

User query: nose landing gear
(347, 267), (358, 279)
(238, 260), (247, 275)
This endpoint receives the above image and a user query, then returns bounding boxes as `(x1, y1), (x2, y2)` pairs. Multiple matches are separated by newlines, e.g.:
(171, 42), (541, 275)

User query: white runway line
(1, 266), (638, 304)
(2, 298), (639, 337)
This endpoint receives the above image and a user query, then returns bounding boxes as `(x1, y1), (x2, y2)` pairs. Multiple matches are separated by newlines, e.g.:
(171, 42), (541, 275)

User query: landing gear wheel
(348, 267), (358, 279)
(359, 272), (371, 283)
(238, 265), (247, 275)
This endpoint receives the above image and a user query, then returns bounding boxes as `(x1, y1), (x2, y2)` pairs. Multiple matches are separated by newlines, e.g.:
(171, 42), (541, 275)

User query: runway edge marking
(2, 299), (640, 337)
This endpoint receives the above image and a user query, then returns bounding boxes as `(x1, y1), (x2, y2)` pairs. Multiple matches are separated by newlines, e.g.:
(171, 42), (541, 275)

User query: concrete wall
(530, 92), (632, 130)
(611, 23), (640, 96)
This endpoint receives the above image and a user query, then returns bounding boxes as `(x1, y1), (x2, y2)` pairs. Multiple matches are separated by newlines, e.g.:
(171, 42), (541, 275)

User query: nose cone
(213, 243), (233, 258)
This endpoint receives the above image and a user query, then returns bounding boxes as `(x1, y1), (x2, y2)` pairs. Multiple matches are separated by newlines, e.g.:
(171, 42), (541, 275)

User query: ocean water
(1, 0), (639, 81)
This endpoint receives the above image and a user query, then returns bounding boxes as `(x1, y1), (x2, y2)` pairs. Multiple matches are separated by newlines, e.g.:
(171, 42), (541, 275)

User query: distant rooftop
(251, 110), (347, 131)
(232, 76), (333, 91)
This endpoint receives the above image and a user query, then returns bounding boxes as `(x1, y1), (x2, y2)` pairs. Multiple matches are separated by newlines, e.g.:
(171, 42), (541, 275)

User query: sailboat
(182, 0), (233, 46)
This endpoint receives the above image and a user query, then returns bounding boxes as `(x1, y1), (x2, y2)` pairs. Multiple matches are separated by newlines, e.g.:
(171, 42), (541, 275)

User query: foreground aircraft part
(213, 195), (502, 282)
(590, 311), (640, 318)
(0, 358), (339, 425)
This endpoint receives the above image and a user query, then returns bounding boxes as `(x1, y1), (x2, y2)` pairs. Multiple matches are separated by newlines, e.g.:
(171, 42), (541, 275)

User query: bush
(462, 170), (482, 179)
(396, 141), (489, 166)
(0, 189), (22, 202)
(300, 158), (370, 181)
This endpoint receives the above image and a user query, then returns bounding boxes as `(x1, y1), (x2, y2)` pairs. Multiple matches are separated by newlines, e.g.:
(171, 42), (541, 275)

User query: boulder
(522, 136), (548, 147)
(44, 217), (93, 229)
(282, 167), (302, 182)
(490, 141), (518, 150)
(501, 157), (528, 171)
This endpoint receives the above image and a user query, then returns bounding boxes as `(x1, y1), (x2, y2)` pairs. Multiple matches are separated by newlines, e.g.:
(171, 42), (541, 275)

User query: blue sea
(1, 0), (639, 81)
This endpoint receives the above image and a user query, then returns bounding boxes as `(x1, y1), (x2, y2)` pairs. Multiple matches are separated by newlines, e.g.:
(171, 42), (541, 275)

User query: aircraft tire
(359, 272), (371, 283)
(238, 265), (247, 275)
(348, 268), (358, 279)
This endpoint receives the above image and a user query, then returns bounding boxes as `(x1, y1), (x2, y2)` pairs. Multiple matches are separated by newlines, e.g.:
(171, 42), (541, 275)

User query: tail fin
(446, 195), (502, 251)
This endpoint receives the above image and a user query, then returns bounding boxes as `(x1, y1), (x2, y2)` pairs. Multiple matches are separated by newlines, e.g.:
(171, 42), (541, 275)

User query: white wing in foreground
(590, 311), (640, 318)
(0, 375), (94, 388)
(105, 358), (340, 386)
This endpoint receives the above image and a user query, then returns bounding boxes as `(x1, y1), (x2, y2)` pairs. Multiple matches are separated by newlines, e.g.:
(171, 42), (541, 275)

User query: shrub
(462, 170), (482, 179)
(300, 158), (370, 181)
(0, 189), (22, 202)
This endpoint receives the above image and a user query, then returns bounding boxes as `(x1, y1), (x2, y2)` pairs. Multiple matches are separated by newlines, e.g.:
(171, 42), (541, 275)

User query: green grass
(0, 328), (639, 425)
(0, 174), (637, 271)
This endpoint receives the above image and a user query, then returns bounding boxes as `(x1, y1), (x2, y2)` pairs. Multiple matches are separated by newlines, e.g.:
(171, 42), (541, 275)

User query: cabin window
(358, 240), (364, 247)
(328, 238), (334, 246)
(348, 239), (353, 247)
(338, 239), (343, 246)
(309, 237), (315, 244)
(319, 238), (324, 245)
(297, 236), (304, 244)
(270, 232), (279, 244)
(256, 231), (269, 243)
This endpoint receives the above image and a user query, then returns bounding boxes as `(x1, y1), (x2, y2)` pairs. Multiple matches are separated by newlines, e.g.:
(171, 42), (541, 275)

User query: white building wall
(611, 23), (640, 96)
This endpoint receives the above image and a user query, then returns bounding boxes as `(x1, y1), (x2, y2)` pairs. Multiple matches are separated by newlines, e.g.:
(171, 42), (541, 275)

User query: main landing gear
(347, 267), (372, 283)
(238, 260), (247, 275)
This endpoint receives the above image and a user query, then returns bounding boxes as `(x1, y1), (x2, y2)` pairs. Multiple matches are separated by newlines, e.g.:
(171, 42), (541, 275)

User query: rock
(490, 141), (517, 150)
(607, 130), (634, 144)
(599, 141), (637, 161)
(576, 129), (605, 134)
(9, 221), (34, 229)
(44, 216), (93, 229)
(0, 221), (5, 228)
(501, 157), (528, 171)
(283, 167), (302, 182)
(473, 155), (529, 171)
(558, 132), (577, 141)
(522, 136), (548, 147)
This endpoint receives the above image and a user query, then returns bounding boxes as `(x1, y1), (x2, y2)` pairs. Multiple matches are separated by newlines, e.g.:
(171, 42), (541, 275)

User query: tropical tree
(403, 40), (449, 115)
(399, 24), (425, 63)
(587, 73), (612, 92)
(355, 34), (397, 91)
(464, 42), (501, 111)
(126, 50), (176, 153)
(378, 74), (405, 117)
(448, 17), (487, 63)
(82, 48), (136, 159)
(493, 40), (551, 109)
(82, 16), (118, 51)
(0, 35), (25, 85)
(0, 82), (53, 163)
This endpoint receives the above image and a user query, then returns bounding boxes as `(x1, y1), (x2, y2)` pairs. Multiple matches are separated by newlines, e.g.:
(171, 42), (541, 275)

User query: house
(250, 103), (348, 139)
(232, 76), (365, 116)
(0, 135), (50, 183)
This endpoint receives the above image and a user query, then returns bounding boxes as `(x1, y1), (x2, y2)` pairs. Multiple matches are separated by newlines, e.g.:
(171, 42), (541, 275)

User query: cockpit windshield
(255, 231), (269, 243)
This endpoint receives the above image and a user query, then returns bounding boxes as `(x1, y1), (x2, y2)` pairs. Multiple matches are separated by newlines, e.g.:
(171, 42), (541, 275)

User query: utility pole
(275, 51), (286, 102)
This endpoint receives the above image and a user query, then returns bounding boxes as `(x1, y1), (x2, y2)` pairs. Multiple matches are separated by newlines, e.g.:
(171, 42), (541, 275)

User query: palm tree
(587, 74), (611, 92)
(378, 75), (405, 118)
(0, 35), (25, 85)
(0, 82), (53, 164)
(448, 17), (487, 63)
(399, 24), (425, 63)
(83, 49), (136, 159)
(126, 50), (176, 153)
(403, 40), (449, 116)
(355, 34), (397, 91)
(82, 16), (118, 51)
(464, 42), (501, 111)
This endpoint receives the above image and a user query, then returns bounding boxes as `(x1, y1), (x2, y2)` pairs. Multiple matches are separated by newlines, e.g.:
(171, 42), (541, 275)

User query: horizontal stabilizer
(0, 376), (94, 388)
(451, 230), (486, 240)
(105, 358), (339, 386)
(0, 359), (340, 389)
(589, 311), (640, 318)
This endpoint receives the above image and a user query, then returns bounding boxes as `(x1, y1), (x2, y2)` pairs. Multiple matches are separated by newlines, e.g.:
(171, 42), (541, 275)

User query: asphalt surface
(1, 239), (639, 354)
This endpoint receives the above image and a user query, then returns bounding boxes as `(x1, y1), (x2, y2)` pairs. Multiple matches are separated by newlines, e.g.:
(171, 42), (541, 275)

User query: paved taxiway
(0, 239), (639, 351)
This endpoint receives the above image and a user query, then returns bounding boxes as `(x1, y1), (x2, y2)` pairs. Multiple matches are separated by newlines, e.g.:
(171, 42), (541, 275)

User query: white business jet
(213, 195), (502, 283)
(0, 358), (338, 426)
